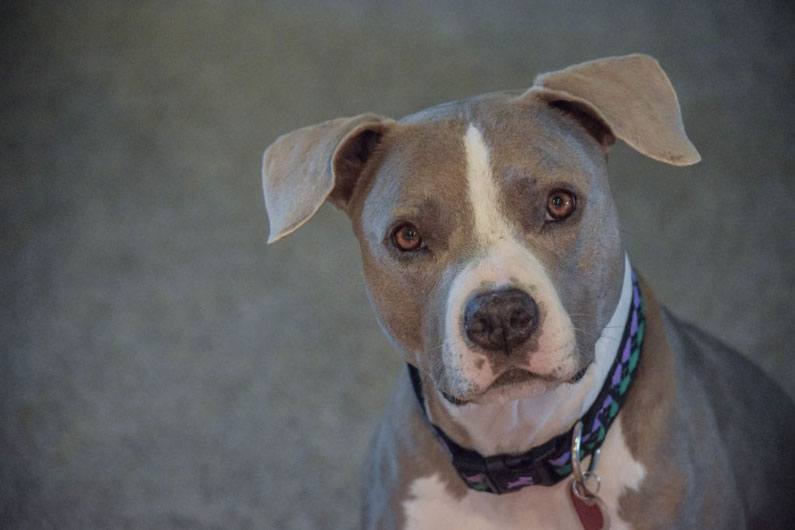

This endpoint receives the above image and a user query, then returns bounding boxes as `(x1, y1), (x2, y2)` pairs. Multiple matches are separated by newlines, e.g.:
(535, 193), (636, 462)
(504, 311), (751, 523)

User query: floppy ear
(262, 113), (393, 243)
(528, 53), (700, 166)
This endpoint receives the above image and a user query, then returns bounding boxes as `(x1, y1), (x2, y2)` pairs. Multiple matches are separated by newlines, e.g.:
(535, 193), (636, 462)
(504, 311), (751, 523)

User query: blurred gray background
(1, 1), (793, 528)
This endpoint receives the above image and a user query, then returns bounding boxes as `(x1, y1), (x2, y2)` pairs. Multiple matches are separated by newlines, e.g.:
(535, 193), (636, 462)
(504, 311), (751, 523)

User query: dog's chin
(441, 362), (592, 406)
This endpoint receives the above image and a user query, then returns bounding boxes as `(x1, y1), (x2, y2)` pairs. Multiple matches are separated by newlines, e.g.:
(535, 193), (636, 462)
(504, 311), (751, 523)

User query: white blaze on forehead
(464, 124), (513, 243)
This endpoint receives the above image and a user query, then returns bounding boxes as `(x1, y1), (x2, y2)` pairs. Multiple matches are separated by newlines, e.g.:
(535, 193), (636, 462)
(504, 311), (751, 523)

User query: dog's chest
(402, 417), (644, 530)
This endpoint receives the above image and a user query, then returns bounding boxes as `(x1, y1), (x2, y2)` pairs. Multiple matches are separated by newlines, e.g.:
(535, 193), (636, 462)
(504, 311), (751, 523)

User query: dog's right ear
(262, 113), (393, 243)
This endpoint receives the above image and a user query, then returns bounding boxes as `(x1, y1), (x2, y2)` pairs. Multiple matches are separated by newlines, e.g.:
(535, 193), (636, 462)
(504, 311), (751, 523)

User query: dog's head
(262, 54), (698, 404)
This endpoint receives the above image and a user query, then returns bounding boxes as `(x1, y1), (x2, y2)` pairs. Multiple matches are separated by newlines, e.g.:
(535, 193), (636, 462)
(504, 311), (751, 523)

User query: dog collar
(408, 271), (645, 495)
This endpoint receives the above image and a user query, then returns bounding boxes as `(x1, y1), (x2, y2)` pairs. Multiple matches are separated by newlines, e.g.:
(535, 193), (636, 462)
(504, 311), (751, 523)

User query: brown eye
(546, 190), (576, 221)
(392, 223), (423, 252)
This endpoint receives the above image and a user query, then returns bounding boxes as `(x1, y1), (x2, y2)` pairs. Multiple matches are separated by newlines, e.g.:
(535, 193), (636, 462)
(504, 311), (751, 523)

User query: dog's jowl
(262, 54), (795, 529)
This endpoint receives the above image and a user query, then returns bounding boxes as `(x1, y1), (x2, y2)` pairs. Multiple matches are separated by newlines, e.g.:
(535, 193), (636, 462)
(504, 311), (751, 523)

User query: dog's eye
(391, 223), (424, 252)
(546, 190), (576, 221)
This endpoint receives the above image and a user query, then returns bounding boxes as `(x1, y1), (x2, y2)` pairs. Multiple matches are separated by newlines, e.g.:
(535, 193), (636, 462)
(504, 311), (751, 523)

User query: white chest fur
(403, 418), (645, 530)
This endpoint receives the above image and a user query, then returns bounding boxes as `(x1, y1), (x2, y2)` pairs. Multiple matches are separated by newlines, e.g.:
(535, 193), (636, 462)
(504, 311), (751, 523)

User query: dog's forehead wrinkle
(474, 101), (608, 193)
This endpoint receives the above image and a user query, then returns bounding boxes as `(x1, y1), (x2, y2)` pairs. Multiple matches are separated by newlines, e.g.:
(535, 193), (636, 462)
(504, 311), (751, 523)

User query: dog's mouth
(440, 362), (592, 406)
(494, 367), (550, 386)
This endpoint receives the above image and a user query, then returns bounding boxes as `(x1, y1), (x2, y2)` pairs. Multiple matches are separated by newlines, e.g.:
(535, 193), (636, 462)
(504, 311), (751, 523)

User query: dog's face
(349, 95), (624, 403)
(262, 54), (699, 404)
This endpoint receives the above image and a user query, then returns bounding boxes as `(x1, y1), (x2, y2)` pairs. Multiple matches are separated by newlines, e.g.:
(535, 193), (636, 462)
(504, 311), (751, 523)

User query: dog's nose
(464, 288), (538, 353)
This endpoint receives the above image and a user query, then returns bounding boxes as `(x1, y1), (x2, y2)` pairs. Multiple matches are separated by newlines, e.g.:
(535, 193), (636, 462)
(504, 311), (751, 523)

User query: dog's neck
(426, 255), (633, 456)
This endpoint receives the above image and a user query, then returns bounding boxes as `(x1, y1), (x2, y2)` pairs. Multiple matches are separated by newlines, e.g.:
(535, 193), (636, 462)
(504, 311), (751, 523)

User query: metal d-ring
(570, 421), (601, 499)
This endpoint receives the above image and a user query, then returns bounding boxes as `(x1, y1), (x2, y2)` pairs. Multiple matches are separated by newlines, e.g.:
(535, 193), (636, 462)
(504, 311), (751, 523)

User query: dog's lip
(441, 361), (591, 405)
(493, 367), (552, 386)
(440, 368), (554, 405)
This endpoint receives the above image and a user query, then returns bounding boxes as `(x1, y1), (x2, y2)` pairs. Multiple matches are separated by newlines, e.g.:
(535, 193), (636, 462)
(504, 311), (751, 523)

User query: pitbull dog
(261, 55), (795, 529)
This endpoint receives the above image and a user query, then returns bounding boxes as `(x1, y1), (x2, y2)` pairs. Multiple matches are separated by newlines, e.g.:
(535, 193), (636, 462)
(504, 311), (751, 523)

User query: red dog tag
(568, 480), (610, 530)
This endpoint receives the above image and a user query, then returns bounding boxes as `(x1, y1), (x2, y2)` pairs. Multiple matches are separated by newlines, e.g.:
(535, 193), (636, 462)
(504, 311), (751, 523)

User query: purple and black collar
(408, 271), (645, 495)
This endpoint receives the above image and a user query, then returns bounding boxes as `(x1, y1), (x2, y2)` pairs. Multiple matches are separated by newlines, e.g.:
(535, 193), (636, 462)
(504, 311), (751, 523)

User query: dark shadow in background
(1, 1), (793, 528)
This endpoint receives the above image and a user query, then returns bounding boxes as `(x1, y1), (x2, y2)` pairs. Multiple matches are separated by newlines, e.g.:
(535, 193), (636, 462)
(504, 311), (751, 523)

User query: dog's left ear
(527, 53), (700, 166)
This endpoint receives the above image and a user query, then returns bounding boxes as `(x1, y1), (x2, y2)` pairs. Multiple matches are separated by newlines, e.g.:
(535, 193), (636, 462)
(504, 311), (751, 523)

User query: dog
(261, 54), (795, 529)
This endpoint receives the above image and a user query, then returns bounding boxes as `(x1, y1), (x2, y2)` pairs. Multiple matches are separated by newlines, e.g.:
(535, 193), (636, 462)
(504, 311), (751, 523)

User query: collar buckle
(452, 444), (557, 494)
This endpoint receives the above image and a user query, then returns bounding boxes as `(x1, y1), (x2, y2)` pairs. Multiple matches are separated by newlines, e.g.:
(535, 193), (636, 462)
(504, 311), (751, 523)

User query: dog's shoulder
(665, 309), (795, 527)
(667, 308), (794, 430)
